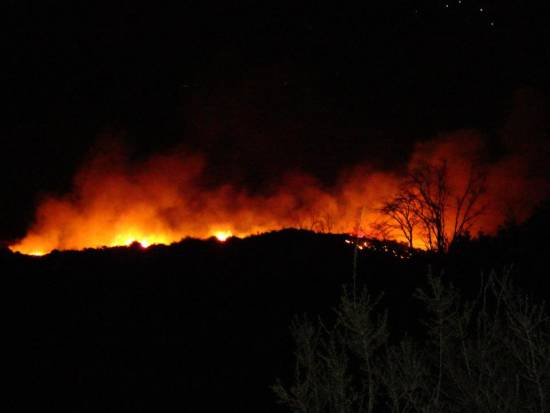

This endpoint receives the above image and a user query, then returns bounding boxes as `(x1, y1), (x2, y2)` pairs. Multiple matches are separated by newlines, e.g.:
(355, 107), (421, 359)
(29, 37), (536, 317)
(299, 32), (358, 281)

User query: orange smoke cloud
(9, 146), (397, 255)
(10, 129), (547, 255)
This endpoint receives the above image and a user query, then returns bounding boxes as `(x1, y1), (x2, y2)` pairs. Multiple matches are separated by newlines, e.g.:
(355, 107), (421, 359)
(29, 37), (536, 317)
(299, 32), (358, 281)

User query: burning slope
(10, 149), (400, 255)
(10, 131), (547, 256)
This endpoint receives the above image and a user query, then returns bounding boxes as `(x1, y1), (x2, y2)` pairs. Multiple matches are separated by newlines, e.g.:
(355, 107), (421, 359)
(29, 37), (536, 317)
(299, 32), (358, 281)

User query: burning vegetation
(9, 131), (546, 256)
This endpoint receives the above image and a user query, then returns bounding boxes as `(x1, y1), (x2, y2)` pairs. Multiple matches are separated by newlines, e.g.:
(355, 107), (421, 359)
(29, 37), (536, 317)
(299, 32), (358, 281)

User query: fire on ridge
(9, 132), (543, 256)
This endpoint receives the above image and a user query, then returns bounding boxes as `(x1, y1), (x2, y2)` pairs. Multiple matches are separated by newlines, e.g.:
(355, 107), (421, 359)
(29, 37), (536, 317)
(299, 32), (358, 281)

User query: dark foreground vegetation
(3, 203), (550, 412)
(274, 271), (549, 412)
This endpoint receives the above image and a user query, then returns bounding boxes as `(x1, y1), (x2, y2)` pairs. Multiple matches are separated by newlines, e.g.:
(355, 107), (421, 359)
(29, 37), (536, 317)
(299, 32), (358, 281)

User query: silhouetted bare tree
(450, 165), (487, 241)
(380, 192), (421, 248)
(383, 161), (486, 252)
(408, 161), (449, 252)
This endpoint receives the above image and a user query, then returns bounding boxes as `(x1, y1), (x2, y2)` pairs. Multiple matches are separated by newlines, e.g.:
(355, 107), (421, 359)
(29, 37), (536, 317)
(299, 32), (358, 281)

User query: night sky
(4, 1), (549, 242)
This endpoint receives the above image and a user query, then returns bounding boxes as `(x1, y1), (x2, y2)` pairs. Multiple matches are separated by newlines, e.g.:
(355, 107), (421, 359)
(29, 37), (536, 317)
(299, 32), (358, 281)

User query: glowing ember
(214, 230), (232, 242)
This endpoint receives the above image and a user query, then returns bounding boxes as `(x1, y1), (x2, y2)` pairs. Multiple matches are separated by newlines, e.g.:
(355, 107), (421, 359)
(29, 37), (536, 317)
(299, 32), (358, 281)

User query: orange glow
(214, 230), (232, 242)
(9, 132), (541, 256)
(9, 151), (402, 255)
(27, 250), (47, 257)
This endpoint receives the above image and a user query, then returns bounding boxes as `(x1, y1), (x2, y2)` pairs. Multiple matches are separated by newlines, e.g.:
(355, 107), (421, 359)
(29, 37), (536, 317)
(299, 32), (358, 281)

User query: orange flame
(214, 230), (233, 242)
(10, 131), (544, 256)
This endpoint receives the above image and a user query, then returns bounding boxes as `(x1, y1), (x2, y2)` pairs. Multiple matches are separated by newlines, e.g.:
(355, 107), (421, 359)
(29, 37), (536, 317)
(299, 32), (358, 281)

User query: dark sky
(3, 1), (549, 241)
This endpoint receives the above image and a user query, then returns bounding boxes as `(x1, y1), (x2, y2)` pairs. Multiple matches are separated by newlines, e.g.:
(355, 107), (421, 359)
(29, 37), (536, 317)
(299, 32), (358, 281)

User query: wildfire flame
(214, 230), (232, 242)
(9, 131), (545, 256)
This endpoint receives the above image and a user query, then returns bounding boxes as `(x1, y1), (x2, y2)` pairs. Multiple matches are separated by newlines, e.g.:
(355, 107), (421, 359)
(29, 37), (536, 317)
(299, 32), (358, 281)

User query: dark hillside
(3, 207), (550, 411)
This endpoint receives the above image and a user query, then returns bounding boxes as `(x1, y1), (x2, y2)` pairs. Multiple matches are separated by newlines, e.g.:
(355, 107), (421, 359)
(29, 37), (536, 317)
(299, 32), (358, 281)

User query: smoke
(490, 88), (550, 221)
(10, 144), (402, 255)
(10, 90), (549, 254)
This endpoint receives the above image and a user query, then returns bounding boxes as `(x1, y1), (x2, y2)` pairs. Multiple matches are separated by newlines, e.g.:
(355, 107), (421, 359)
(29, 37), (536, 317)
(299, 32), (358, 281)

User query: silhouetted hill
(3, 215), (550, 411)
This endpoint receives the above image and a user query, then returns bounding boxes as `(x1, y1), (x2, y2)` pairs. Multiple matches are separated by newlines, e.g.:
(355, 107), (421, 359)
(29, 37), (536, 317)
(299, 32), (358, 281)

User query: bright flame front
(9, 136), (520, 257)
(214, 230), (232, 242)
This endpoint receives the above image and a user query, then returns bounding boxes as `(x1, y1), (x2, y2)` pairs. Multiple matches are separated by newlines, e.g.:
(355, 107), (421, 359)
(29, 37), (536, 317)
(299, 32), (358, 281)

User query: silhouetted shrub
(274, 270), (550, 412)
